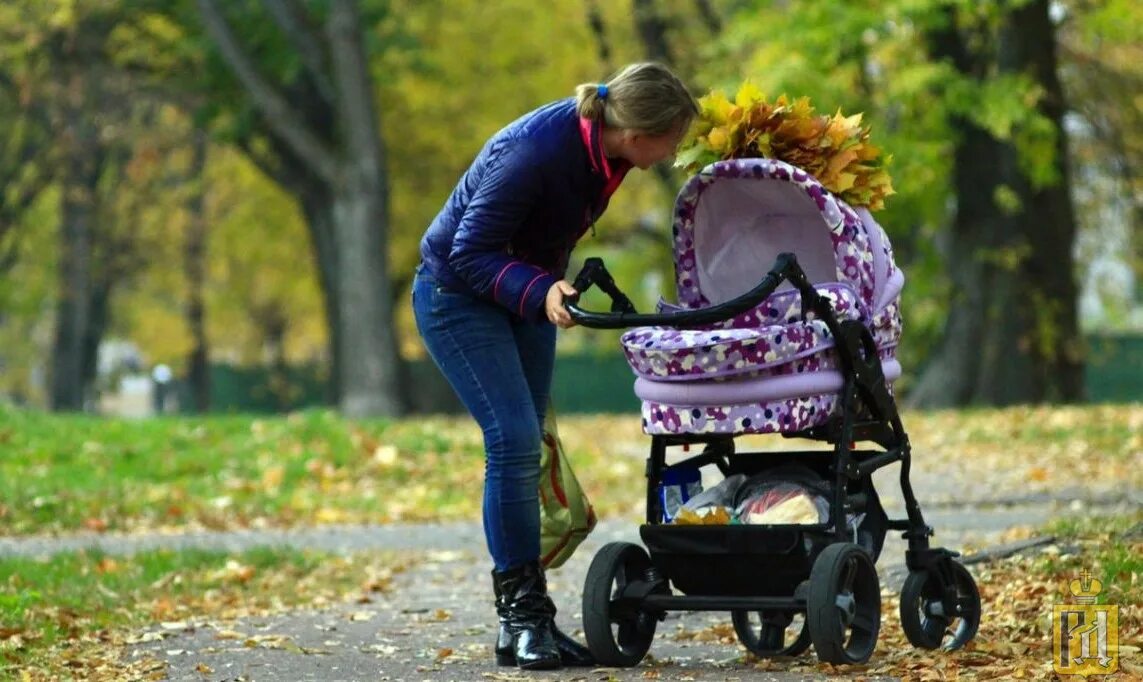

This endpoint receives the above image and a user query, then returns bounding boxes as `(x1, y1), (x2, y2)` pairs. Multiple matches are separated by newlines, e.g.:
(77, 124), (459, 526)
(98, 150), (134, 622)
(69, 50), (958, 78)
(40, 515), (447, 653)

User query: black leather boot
(493, 570), (596, 667)
(491, 561), (560, 670)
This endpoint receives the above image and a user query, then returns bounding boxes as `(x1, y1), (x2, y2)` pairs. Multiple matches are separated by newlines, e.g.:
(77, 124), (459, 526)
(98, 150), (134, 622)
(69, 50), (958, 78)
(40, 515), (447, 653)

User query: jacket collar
(579, 116), (631, 199)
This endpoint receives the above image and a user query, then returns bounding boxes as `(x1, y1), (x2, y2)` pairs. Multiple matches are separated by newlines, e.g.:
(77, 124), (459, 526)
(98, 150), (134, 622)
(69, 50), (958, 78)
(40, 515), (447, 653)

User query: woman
(413, 62), (696, 670)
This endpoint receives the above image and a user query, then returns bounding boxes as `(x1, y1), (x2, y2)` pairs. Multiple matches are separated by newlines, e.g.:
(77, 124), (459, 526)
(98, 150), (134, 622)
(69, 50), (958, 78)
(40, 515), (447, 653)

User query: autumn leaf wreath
(675, 81), (895, 211)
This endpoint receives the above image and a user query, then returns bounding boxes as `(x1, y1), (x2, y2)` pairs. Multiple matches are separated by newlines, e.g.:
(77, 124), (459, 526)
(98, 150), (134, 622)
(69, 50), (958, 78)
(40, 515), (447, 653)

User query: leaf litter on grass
(1, 547), (418, 681)
(2, 405), (1138, 536)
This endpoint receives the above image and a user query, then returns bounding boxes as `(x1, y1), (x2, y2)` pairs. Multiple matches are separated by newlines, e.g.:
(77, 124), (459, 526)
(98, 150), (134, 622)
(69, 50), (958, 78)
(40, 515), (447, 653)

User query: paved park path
(2, 451), (1137, 681)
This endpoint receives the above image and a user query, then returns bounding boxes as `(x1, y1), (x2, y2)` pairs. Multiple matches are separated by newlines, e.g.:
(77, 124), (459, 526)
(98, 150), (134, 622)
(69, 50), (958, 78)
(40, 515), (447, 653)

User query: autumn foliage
(675, 82), (896, 210)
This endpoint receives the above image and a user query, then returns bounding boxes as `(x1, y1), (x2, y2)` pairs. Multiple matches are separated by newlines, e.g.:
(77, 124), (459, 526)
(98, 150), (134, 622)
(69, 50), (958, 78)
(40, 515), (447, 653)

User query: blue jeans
(412, 267), (556, 571)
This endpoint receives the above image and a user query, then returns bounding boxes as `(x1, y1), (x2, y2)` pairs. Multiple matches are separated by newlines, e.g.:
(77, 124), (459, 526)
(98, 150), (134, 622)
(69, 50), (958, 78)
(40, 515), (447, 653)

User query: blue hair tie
(597, 83), (609, 100)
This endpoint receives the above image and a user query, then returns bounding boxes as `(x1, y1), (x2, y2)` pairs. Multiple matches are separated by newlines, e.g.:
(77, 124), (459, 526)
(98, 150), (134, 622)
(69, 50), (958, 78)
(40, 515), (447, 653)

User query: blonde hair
(575, 62), (697, 136)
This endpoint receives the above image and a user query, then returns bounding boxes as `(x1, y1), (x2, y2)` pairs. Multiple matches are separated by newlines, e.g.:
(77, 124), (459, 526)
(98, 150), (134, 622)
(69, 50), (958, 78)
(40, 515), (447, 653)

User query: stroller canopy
(670, 158), (901, 318)
(620, 158), (906, 436)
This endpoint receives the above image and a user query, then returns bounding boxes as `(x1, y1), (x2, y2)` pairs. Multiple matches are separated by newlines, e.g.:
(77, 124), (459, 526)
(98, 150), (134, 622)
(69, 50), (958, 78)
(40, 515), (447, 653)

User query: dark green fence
(550, 353), (641, 413)
(183, 334), (1141, 414)
(177, 364), (330, 414)
(179, 353), (640, 414)
(1084, 334), (1143, 403)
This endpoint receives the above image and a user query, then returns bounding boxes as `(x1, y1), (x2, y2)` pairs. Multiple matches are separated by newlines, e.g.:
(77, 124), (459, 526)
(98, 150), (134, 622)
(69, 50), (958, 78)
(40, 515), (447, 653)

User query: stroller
(565, 158), (981, 666)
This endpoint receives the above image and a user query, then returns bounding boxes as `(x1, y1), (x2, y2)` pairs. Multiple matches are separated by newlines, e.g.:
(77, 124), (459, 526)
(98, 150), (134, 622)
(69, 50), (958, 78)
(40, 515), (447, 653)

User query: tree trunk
(910, 1), (1083, 407)
(585, 0), (613, 71)
(999, 0), (1083, 401)
(694, 0), (722, 34)
(50, 72), (99, 411)
(50, 189), (94, 411)
(82, 281), (112, 410)
(253, 302), (291, 411)
(328, 0), (403, 417)
(290, 184), (337, 405)
(185, 130), (211, 412)
(330, 188), (401, 416)
(632, 0), (674, 65)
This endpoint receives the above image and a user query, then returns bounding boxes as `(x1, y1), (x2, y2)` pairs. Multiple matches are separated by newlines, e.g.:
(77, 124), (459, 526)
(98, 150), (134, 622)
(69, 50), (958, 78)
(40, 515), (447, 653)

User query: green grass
(918, 404), (1140, 458)
(2, 547), (294, 642)
(1, 404), (1139, 536)
(1044, 512), (1140, 538)
(0, 545), (411, 679)
(1038, 512), (1143, 606)
(0, 407), (489, 534)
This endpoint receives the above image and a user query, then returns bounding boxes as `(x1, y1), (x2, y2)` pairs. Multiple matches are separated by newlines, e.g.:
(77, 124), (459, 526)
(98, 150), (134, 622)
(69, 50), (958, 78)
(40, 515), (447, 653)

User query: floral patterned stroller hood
(621, 158), (904, 436)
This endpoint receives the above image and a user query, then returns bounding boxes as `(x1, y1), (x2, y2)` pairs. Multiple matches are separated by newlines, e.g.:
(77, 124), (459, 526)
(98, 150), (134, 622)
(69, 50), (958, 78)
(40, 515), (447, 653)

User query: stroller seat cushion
(642, 393), (838, 435)
(634, 358), (901, 407)
(622, 283), (864, 382)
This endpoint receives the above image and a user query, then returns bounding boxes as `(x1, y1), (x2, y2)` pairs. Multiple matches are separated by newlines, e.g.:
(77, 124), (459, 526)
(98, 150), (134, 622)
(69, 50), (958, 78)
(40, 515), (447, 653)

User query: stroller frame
(567, 253), (981, 665)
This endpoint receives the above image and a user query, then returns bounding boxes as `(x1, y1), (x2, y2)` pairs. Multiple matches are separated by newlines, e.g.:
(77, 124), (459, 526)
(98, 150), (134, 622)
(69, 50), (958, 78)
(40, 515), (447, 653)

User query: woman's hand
(545, 280), (579, 328)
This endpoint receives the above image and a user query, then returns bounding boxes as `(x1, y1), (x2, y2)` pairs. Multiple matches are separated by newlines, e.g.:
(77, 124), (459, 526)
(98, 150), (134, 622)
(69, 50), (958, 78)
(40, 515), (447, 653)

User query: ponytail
(574, 62), (697, 134)
(574, 83), (608, 121)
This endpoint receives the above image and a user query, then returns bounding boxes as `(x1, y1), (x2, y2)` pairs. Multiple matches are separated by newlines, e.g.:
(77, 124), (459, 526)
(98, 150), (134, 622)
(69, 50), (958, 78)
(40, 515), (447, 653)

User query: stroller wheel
(732, 609), (811, 658)
(582, 542), (662, 667)
(899, 561), (980, 651)
(806, 543), (881, 664)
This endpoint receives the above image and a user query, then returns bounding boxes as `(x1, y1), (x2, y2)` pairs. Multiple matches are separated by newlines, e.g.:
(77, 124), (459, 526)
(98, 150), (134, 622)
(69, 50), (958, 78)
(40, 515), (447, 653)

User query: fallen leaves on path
(669, 530), (1142, 681)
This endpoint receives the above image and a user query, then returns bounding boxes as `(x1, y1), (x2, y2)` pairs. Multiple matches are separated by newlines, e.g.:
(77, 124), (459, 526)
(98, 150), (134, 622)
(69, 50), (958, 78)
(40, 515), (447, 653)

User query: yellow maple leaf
(789, 96), (815, 118)
(826, 149), (859, 178)
(735, 81), (766, 108)
(833, 172), (858, 192)
(700, 90), (733, 125)
(706, 126), (731, 153)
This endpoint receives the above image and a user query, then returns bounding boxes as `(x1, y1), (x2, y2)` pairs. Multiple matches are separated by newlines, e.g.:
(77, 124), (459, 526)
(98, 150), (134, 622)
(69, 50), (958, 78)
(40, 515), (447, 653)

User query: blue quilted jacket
(418, 98), (624, 321)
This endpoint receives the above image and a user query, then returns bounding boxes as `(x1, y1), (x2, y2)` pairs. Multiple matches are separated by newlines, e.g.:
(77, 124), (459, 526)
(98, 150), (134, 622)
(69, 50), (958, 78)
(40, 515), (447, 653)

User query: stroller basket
(641, 523), (821, 596)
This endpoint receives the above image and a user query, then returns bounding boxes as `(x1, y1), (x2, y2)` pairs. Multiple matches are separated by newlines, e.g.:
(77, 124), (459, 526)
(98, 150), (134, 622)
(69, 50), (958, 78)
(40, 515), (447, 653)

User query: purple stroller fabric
(621, 158), (904, 436)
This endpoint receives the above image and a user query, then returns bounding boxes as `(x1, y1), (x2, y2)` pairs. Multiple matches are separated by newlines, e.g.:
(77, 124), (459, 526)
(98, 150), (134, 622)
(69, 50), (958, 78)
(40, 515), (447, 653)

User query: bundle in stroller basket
(565, 158), (980, 666)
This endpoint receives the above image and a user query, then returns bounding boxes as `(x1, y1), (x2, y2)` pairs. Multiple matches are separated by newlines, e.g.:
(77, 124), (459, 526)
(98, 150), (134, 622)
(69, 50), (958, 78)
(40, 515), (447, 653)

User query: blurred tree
(0, 4), (69, 404)
(908, 0), (1083, 405)
(49, 59), (100, 411)
(1058, 0), (1143, 329)
(633, 0), (675, 65)
(586, 0), (615, 72)
(93, 0), (408, 414)
(111, 0), (671, 395)
(0, 1), (215, 409)
(193, 0), (403, 417)
(105, 6), (329, 407)
(32, 4), (149, 411)
(188, 149), (321, 362)
(183, 129), (211, 411)
(0, 73), (51, 274)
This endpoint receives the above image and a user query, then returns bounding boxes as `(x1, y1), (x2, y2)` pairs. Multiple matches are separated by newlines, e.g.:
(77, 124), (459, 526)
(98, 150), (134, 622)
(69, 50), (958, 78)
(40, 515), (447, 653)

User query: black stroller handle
(565, 252), (823, 329)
